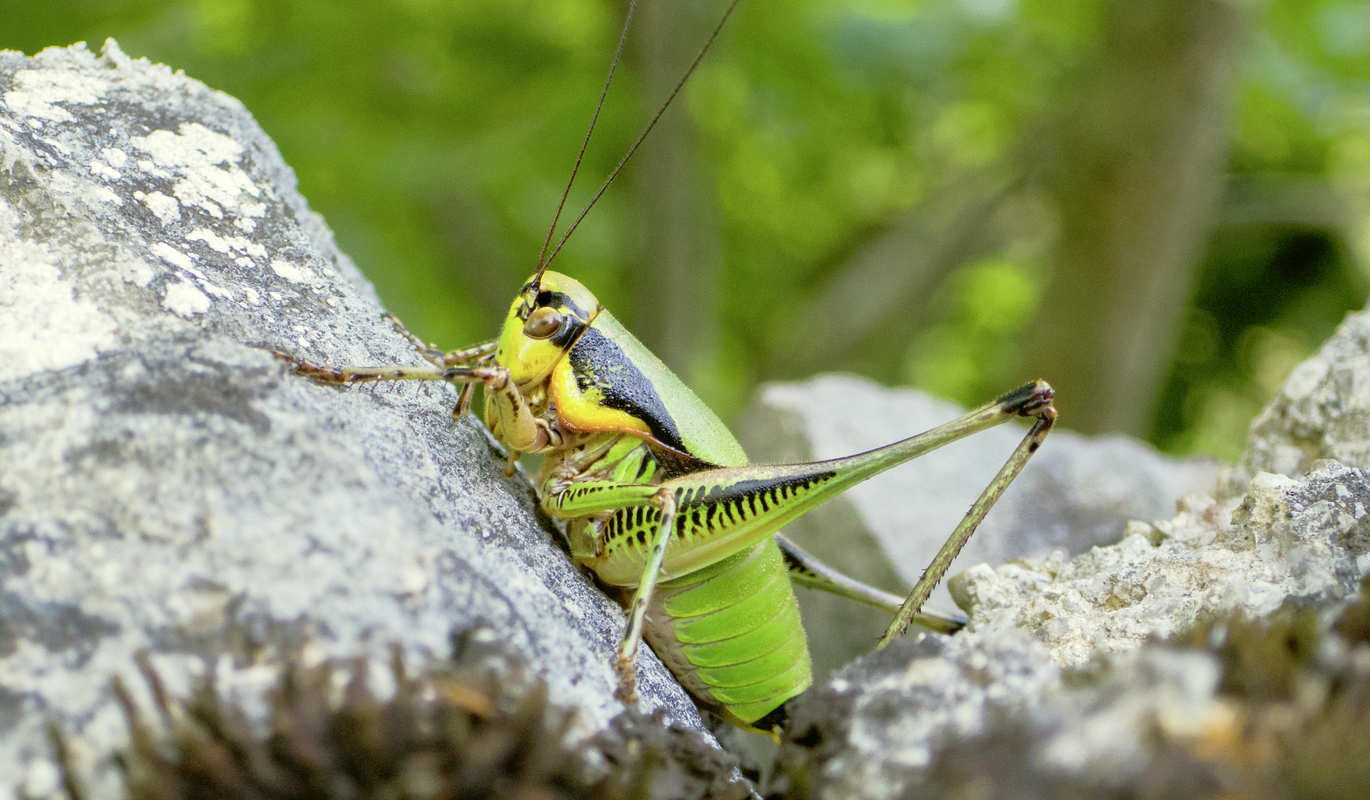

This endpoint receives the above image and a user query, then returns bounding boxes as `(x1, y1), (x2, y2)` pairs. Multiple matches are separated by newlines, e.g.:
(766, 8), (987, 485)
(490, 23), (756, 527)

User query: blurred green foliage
(7, 0), (1367, 460)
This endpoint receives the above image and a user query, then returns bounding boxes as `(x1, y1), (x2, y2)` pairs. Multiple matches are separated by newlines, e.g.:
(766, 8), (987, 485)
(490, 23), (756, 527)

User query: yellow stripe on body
(548, 356), (653, 439)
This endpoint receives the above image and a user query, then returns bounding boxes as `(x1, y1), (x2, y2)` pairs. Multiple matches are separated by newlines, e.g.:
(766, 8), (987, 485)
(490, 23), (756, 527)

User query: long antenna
(532, 0), (745, 287)
(533, 0), (640, 282)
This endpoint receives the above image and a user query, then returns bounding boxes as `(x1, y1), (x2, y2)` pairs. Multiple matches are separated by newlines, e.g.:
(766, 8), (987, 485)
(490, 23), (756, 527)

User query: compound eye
(523, 306), (564, 340)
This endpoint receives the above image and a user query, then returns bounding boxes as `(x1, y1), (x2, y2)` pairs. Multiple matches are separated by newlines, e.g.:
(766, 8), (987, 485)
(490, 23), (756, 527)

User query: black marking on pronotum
(515, 286), (591, 318)
(568, 327), (689, 454)
(536, 290), (591, 321)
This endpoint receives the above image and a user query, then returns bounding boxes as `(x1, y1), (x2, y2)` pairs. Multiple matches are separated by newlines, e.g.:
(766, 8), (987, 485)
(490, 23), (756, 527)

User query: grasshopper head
(497, 270), (601, 385)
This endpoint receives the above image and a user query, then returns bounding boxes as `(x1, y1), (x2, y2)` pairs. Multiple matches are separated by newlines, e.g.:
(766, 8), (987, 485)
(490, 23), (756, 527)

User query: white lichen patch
(270, 258), (315, 284)
(18, 757), (60, 798)
(86, 185), (122, 206)
(187, 227), (266, 258)
(119, 256), (157, 288)
(147, 241), (235, 301)
(100, 147), (127, 168)
(150, 241), (193, 271)
(187, 228), (233, 253)
(0, 229), (117, 380)
(134, 190), (181, 225)
(161, 277), (211, 317)
(129, 122), (262, 220)
(133, 122), (242, 170)
(2, 66), (110, 122)
(88, 159), (120, 181)
(0, 127), (32, 176)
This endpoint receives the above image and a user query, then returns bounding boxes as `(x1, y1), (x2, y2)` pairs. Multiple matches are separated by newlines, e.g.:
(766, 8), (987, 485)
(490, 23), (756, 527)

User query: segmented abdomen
(642, 536), (811, 728)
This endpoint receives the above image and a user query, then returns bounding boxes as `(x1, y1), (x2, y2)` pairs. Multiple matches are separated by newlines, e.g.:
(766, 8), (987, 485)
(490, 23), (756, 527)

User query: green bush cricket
(276, 0), (1056, 739)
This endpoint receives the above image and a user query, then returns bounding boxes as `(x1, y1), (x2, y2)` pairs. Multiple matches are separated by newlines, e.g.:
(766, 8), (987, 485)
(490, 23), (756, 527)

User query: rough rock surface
(1242, 309), (1370, 478)
(740, 377), (1218, 675)
(767, 310), (1370, 800)
(955, 460), (1369, 666)
(0, 41), (720, 799)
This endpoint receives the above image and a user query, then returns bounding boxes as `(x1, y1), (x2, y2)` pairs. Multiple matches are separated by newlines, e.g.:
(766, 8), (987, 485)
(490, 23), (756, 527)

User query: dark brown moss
(1136, 585), (1370, 799)
(54, 646), (750, 800)
(1173, 602), (1323, 701)
(1331, 574), (1370, 647)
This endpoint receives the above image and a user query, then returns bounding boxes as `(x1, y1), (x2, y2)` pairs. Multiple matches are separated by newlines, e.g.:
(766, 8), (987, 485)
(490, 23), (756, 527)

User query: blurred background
(8, 0), (1368, 460)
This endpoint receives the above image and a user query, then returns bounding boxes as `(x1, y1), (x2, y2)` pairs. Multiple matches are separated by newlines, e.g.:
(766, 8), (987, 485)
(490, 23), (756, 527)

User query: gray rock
(777, 639), (1235, 800)
(739, 375), (1219, 676)
(1242, 308), (1370, 479)
(773, 630), (1065, 799)
(763, 325), (1370, 797)
(0, 41), (721, 799)
(955, 460), (1370, 666)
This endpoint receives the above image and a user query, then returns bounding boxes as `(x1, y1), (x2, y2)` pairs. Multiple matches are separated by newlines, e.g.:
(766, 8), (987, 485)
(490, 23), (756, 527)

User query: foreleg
(274, 352), (558, 456)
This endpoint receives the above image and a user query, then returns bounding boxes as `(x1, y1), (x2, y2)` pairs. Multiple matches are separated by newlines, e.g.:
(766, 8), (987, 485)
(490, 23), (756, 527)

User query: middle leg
(614, 488), (679, 703)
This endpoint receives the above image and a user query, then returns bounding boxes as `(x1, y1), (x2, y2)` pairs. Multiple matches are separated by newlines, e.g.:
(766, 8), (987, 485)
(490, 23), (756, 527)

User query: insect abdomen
(644, 537), (812, 727)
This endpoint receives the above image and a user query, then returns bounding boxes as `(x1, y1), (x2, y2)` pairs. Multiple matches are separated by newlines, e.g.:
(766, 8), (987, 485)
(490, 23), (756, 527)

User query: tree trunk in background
(763, 173), (1018, 382)
(629, 1), (721, 390)
(1021, 0), (1246, 435)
